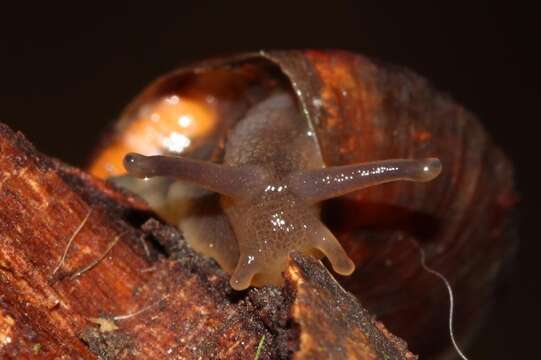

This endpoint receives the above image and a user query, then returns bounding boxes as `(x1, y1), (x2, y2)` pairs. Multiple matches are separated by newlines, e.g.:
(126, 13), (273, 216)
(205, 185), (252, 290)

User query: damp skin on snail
(123, 92), (442, 290)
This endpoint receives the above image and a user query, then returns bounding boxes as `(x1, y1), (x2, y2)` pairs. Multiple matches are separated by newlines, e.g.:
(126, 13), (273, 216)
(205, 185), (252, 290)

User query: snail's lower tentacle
(229, 254), (259, 290)
(312, 225), (355, 276)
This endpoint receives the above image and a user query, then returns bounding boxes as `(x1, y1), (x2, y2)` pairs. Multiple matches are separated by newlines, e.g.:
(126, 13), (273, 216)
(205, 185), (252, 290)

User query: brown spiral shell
(89, 50), (517, 358)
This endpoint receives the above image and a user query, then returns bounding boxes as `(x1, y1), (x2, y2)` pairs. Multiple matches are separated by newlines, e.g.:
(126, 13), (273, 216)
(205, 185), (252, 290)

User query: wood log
(0, 122), (416, 359)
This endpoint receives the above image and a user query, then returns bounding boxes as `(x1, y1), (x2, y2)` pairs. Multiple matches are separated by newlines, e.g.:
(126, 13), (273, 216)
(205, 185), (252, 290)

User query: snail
(123, 93), (441, 290)
(89, 50), (516, 357)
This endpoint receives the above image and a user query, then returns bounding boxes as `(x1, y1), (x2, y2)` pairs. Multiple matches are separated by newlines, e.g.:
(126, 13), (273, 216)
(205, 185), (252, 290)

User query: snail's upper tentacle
(287, 158), (442, 204)
(123, 153), (268, 201)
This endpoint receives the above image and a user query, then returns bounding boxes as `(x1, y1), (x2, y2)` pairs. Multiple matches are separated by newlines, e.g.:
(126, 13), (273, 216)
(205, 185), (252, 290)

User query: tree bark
(0, 122), (416, 359)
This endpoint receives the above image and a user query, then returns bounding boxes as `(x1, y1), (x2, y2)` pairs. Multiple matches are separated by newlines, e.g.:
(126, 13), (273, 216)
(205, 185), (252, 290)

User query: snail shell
(89, 50), (517, 357)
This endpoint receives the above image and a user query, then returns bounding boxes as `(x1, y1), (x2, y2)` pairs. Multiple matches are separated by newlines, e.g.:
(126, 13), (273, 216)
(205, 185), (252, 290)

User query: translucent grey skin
(124, 93), (442, 290)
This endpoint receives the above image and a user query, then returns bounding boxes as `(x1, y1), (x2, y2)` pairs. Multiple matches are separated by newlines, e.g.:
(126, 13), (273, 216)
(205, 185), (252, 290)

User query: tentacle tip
(229, 278), (249, 291)
(230, 271), (257, 290)
(419, 157), (442, 182)
(229, 259), (258, 291)
(123, 152), (150, 178)
(332, 257), (355, 276)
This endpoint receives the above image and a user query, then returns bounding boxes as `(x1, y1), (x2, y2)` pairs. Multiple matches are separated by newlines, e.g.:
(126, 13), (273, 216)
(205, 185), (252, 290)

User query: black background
(0, 2), (538, 358)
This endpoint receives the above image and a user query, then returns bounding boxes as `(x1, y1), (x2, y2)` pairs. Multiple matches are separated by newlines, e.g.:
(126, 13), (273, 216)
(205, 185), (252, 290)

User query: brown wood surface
(0, 122), (415, 359)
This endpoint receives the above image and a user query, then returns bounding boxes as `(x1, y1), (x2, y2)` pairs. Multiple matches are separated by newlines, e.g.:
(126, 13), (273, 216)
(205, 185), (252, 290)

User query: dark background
(0, 2), (538, 358)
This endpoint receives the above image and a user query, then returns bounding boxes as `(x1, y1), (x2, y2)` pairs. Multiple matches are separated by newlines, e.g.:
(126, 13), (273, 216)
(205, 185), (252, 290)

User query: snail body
(124, 91), (440, 290)
(90, 50), (516, 357)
